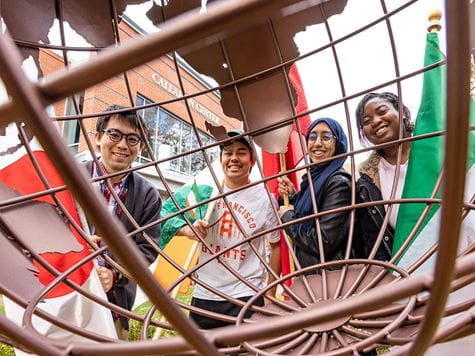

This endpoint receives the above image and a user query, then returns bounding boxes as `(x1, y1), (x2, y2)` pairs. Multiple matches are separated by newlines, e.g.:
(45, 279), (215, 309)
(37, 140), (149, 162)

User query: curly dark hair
(355, 92), (413, 144)
(96, 104), (149, 142)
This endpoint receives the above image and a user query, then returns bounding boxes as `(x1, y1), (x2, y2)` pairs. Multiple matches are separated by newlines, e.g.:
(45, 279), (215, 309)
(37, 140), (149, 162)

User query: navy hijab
(293, 118), (348, 226)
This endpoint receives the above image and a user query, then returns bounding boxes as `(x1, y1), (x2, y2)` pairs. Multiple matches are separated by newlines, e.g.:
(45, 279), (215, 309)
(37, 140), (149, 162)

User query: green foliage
(0, 297), (14, 356)
(129, 286), (193, 341)
(0, 344), (14, 356)
(0, 291), (394, 353)
(0, 288), (194, 355)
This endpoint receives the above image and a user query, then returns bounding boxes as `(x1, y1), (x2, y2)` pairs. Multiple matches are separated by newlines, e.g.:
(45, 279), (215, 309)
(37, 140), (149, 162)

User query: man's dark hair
(219, 130), (254, 161)
(96, 104), (149, 142)
(220, 140), (254, 161)
(355, 92), (413, 144)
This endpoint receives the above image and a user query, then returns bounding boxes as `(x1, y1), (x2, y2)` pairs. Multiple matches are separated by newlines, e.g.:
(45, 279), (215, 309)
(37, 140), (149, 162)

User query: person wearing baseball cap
(166, 129), (281, 329)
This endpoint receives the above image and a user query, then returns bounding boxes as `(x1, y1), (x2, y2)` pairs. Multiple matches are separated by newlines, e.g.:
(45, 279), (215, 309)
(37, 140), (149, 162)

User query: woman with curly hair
(353, 92), (414, 261)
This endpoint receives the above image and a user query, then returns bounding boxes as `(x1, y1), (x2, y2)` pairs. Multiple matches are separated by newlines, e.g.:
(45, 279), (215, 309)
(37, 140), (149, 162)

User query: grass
(0, 344), (13, 356)
(0, 291), (390, 354)
(129, 286), (193, 341)
(0, 289), (193, 355)
(0, 297), (14, 356)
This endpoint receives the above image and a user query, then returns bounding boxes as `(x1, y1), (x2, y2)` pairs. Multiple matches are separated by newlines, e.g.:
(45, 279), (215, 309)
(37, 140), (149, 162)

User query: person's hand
(277, 176), (295, 197)
(97, 266), (114, 292)
(88, 234), (103, 254)
(278, 204), (294, 217)
(178, 220), (209, 241)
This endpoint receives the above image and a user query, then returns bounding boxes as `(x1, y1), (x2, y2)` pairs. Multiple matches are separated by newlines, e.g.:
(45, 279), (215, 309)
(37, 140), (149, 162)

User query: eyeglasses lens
(105, 129), (141, 146)
(309, 132), (334, 143)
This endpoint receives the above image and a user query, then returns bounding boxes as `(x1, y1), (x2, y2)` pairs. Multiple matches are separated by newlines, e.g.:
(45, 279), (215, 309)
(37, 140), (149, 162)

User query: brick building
(41, 16), (240, 199)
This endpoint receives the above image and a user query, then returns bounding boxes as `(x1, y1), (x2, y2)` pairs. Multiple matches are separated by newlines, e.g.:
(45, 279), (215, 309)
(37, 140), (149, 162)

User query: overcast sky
(123, 0), (447, 157)
(293, 0), (446, 153)
(42, 0), (447, 162)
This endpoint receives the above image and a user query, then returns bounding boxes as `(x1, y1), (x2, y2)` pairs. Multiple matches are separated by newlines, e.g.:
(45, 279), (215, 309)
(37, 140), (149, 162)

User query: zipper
(360, 183), (393, 257)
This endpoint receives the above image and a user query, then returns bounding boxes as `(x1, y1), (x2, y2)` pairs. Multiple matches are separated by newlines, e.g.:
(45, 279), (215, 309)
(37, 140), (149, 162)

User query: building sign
(152, 73), (221, 125)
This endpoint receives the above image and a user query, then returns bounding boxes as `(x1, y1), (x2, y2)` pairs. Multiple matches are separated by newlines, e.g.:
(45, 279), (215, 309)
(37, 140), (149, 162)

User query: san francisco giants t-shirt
(193, 183), (280, 300)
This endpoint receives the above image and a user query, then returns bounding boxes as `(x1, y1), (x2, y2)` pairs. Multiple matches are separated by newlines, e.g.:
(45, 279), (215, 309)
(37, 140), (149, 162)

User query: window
(136, 94), (219, 176)
(62, 93), (84, 154)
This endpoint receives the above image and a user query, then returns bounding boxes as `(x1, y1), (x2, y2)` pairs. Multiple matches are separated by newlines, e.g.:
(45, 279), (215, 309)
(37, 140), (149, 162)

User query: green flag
(160, 182), (213, 249)
(392, 32), (446, 258)
(394, 32), (475, 268)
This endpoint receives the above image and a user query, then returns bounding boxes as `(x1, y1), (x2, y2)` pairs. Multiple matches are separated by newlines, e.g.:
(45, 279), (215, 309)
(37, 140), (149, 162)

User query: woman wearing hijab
(353, 92), (413, 261)
(278, 117), (351, 269)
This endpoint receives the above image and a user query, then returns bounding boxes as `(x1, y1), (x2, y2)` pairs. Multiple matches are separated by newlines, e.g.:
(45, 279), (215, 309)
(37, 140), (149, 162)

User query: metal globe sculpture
(0, 1), (473, 355)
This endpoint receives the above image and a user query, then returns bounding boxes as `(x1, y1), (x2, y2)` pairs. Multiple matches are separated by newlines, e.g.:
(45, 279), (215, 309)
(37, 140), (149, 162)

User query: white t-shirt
(193, 183), (280, 300)
(379, 157), (408, 229)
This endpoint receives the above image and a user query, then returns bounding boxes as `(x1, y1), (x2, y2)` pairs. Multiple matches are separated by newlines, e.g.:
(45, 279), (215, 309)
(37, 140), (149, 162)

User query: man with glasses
(86, 104), (162, 339)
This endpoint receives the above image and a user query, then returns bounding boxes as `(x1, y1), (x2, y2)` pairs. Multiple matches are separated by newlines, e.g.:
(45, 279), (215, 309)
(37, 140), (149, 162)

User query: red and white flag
(262, 63), (312, 285)
(0, 59), (116, 350)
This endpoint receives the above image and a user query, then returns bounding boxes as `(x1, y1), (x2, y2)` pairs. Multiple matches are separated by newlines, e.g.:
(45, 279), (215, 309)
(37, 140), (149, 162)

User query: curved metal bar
(0, 0), (422, 130)
(407, 1), (472, 354)
(0, 122), (461, 212)
(13, 38), (102, 52)
(238, 259), (416, 355)
(68, 252), (475, 354)
(318, 1), (358, 301)
(0, 27), (219, 356)
(50, 57), (445, 128)
(0, 316), (64, 356)
(264, 15), (318, 303)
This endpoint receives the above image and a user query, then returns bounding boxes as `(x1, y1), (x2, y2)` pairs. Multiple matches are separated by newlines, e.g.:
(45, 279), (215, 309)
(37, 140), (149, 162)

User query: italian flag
(394, 32), (475, 271)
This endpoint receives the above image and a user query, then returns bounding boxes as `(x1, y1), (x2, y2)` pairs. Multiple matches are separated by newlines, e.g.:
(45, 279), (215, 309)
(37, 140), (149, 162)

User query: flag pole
(152, 182), (221, 340)
(278, 152), (295, 279)
(279, 153), (290, 206)
(428, 8), (442, 33)
(427, 6), (442, 224)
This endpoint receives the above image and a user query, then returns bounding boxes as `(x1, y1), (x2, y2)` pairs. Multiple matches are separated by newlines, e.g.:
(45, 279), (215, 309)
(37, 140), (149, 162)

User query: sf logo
(219, 211), (234, 239)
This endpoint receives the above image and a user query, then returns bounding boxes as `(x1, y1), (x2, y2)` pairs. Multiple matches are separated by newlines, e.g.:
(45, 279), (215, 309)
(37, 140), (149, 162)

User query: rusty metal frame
(0, 0), (473, 354)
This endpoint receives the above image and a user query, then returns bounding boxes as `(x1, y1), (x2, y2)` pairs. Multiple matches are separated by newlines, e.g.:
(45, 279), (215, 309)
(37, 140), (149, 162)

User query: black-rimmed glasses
(102, 128), (142, 146)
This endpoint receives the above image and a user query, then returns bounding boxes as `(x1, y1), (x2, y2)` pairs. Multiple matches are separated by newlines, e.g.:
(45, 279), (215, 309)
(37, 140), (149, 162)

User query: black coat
(85, 161), (162, 329)
(353, 153), (393, 261)
(281, 169), (351, 270)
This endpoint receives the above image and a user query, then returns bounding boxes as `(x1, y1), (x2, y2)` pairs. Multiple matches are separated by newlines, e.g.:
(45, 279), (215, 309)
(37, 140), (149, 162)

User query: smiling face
(95, 116), (142, 176)
(361, 97), (406, 145)
(307, 122), (336, 164)
(221, 140), (255, 188)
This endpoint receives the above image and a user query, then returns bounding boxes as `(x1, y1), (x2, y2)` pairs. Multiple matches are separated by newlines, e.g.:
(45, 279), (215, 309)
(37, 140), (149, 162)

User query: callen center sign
(152, 73), (221, 125)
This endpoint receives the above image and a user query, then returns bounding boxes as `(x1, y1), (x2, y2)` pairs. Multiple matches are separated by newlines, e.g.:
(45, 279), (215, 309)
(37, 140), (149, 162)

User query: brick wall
(38, 20), (240, 155)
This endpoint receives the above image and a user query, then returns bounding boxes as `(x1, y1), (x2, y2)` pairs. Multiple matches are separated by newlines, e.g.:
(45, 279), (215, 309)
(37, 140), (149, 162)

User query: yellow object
(153, 235), (198, 294)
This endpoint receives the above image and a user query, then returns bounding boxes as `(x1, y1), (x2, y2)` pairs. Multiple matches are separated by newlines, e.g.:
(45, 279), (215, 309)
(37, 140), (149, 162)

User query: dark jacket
(281, 169), (351, 269)
(354, 152), (393, 261)
(85, 162), (162, 329)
